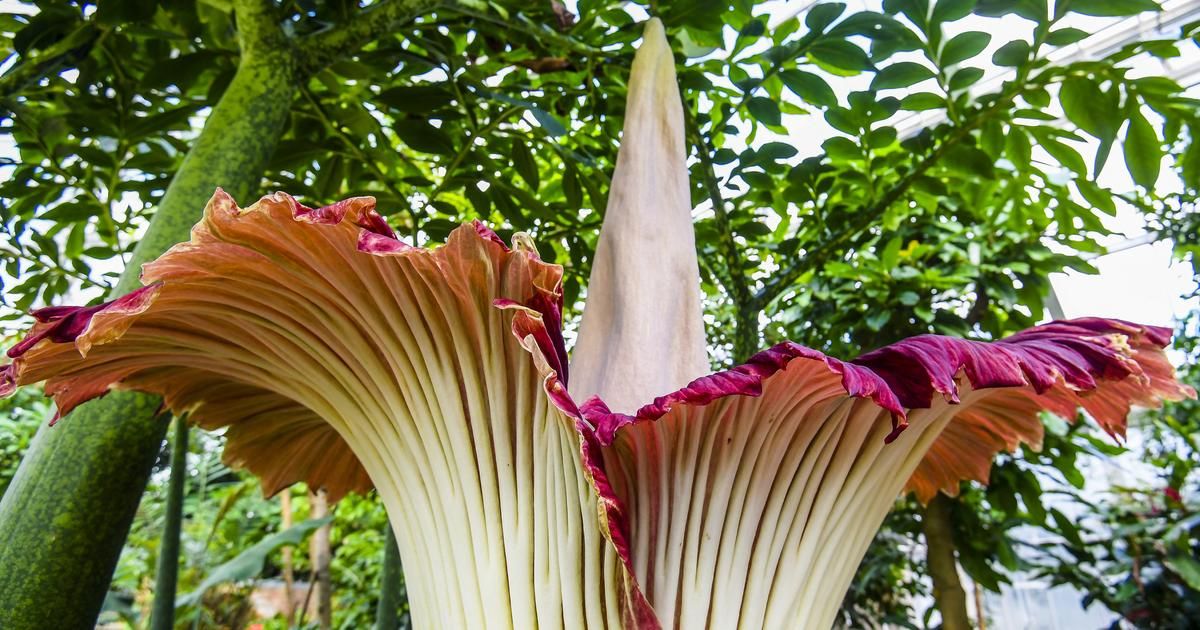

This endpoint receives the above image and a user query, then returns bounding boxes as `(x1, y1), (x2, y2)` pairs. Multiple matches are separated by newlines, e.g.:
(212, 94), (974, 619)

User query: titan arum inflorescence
(1, 18), (1193, 630)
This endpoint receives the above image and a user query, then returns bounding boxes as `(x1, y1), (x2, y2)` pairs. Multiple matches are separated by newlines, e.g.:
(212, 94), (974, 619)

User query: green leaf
(65, 223), (85, 259)
(736, 221), (773, 237)
(1045, 27), (1090, 46)
(511, 139), (539, 191)
(1051, 509), (1083, 546)
(824, 107), (860, 134)
(478, 90), (567, 136)
(805, 2), (847, 32)
(868, 126), (898, 148)
(991, 39), (1030, 66)
(465, 185), (490, 215)
(739, 19), (766, 38)
(677, 28), (719, 57)
(829, 11), (908, 39)
(1015, 108), (1058, 121)
(1059, 78), (1117, 142)
(940, 31), (992, 65)
(1025, 87), (1051, 107)
(747, 96), (782, 126)
(866, 310), (892, 331)
(883, 0), (931, 26)
(1017, 473), (1047, 524)
(1006, 128), (1032, 168)
(176, 517), (332, 608)
(96, 0), (158, 26)
(757, 142), (799, 162)
(779, 70), (837, 107)
(932, 0), (977, 24)
(741, 171), (773, 188)
(127, 104), (204, 139)
(562, 164), (582, 208)
(900, 92), (945, 110)
(528, 109), (568, 137)
(661, 1), (726, 29)
(823, 136), (861, 160)
(38, 200), (103, 222)
(1067, 0), (1160, 17)
(948, 67), (984, 91)
(880, 236), (902, 268)
(944, 144), (995, 177)
(981, 118), (1004, 155)
(1181, 136), (1200, 189)
(808, 39), (873, 73)
(1124, 108), (1162, 189)
(994, 534), (1020, 571)
(393, 120), (455, 155)
(976, 0), (1046, 21)
(1075, 180), (1117, 216)
(871, 61), (935, 89)
(1165, 554), (1200, 590)
(1030, 127), (1088, 175)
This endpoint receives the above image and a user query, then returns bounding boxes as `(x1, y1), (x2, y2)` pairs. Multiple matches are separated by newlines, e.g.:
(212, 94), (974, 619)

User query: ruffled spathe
(4, 189), (1191, 629)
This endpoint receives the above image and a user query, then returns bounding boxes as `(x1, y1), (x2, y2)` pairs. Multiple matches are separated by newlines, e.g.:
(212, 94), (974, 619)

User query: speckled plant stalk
(1, 16), (1193, 630)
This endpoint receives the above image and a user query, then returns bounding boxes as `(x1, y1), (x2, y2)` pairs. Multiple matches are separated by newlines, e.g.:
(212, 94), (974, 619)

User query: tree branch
(297, 0), (446, 75)
(0, 22), (102, 114)
(233, 0), (290, 57)
(446, 5), (600, 56)
(923, 494), (973, 630)
(689, 123), (758, 361)
(750, 104), (1005, 311)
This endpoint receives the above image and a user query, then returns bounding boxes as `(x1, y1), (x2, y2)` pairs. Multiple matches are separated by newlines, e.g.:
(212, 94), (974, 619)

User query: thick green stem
(297, 0), (445, 75)
(374, 526), (405, 630)
(115, 51), (297, 293)
(150, 418), (189, 630)
(0, 36), (297, 629)
(923, 494), (972, 630)
(0, 392), (165, 629)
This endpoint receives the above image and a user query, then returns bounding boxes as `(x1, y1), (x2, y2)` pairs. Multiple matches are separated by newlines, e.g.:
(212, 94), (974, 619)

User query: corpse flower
(1, 18), (1193, 630)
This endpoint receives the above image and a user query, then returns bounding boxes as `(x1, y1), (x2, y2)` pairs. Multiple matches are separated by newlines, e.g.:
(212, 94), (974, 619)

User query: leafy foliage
(1026, 313), (1200, 628)
(0, 387), (46, 497)
(176, 516), (332, 609)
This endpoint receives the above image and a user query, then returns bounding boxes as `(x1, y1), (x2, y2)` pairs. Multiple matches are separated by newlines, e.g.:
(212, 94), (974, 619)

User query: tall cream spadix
(569, 18), (709, 412)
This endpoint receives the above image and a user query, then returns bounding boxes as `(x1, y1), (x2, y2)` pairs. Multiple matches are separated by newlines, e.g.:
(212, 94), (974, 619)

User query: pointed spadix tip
(628, 16), (680, 108)
(637, 17), (670, 59)
(643, 16), (665, 39)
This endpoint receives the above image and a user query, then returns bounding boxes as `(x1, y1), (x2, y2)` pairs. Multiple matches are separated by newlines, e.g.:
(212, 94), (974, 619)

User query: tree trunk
(0, 41), (297, 629)
(282, 490), (296, 626)
(375, 526), (404, 630)
(923, 494), (972, 630)
(0, 391), (166, 630)
(974, 580), (988, 630)
(150, 418), (189, 630)
(308, 489), (334, 629)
